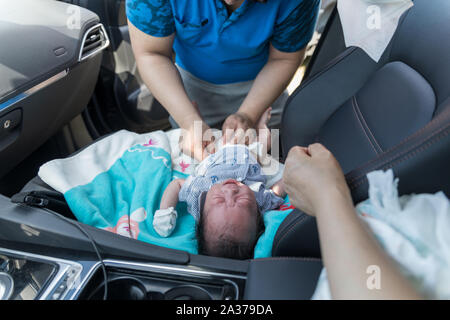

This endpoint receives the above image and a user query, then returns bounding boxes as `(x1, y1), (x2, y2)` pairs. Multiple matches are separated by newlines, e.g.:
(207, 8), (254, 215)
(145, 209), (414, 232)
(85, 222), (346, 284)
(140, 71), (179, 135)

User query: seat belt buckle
(23, 195), (49, 207)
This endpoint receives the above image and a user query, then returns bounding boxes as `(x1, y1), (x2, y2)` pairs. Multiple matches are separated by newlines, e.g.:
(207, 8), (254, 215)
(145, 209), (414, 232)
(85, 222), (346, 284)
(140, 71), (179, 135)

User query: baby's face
(203, 179), (258, 242)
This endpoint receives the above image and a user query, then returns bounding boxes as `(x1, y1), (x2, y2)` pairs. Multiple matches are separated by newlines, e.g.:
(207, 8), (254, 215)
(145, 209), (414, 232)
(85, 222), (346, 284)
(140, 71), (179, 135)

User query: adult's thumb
(287, 146), (310, 159)
(308, 143), (328, 156)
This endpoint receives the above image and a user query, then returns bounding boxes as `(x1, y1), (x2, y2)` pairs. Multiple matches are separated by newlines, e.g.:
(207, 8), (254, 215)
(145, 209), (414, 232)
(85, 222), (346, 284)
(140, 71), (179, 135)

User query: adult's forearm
(238, 57), (301, 124)
(135, 53), (202, 128)
(315, 190), (421, 300)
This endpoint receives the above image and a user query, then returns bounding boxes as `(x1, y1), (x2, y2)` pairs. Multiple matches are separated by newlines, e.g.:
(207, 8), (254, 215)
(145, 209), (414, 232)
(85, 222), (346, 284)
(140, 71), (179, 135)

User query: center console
(0, 247), (245, 301)
(79, 260), (241, 300)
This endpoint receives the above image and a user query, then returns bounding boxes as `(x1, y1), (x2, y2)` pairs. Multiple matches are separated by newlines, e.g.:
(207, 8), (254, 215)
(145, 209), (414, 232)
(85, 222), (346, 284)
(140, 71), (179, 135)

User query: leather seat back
(274, 0), (450, 257)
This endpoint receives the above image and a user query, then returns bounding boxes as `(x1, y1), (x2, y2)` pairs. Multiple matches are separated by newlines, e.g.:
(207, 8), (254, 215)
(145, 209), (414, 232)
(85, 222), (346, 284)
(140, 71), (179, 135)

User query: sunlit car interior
(0, 0), (448, 300)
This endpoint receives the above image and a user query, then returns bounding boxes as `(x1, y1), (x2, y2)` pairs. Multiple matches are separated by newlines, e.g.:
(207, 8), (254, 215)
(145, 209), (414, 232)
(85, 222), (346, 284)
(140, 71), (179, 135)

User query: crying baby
(153, 111), (285, 260)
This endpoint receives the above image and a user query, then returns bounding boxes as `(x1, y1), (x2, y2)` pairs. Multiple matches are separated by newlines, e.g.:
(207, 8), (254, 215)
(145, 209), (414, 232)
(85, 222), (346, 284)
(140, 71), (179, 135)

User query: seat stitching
(292, 48), (358, 97)
(272, 214), (309, 250)
(272, 214), (310, 254)
(350, 129), (449, 190)
(346, 107), (450, 181)
(282, 47), (358, 126)
(351, 97), (380, 155)
(349, 126), (449, 189)
(353, 96), (383, 153)
(348, 121), (449, 183)
(347, 109), (450, 183)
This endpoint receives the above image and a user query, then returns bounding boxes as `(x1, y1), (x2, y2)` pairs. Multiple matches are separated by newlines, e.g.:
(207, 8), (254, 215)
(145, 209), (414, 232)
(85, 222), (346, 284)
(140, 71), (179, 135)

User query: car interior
(0, 0), (448, 300)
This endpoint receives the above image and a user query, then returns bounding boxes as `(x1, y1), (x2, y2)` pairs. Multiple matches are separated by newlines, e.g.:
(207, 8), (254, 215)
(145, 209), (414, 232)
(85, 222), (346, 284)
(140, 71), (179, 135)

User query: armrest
(244, 257), (322, 300)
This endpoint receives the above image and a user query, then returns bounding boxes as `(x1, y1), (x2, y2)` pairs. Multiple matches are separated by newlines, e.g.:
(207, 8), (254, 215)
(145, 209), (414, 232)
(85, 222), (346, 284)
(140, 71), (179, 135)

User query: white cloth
(312, 169), (450, 300)
(316, 0), (337, 33)
(337, 0), (414, 62)
(153, 207), (178, 238)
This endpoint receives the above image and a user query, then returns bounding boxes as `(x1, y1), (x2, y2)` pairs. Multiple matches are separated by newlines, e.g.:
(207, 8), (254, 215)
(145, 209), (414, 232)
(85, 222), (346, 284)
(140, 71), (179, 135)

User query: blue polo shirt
(126, 0), (320, 84)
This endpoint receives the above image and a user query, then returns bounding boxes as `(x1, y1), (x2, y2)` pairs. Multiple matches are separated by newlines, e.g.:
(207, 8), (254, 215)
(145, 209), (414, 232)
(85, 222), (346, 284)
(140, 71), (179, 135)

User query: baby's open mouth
(222, 179), (241, 186)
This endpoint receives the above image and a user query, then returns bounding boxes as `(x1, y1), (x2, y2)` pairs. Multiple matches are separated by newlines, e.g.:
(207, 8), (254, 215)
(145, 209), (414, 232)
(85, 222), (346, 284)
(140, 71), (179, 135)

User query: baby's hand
(153, 207), (177, 237)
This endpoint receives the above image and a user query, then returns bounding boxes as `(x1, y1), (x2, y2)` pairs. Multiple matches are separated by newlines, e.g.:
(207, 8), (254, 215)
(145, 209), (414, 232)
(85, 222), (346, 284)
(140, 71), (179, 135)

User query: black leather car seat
(272, 0), (450, 258)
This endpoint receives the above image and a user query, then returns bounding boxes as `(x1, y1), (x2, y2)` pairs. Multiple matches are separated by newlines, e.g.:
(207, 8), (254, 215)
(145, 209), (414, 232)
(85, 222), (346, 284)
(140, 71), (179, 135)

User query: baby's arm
(159, 178), (185, 209)
(154, 178), (185, 238)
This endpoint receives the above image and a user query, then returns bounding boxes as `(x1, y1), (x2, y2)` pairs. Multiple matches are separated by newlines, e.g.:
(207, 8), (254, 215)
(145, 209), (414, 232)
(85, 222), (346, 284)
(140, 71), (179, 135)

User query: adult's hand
(221, 112), (258, 146)
(180, 119), (215, 162)
(282, 143), (351, 216)
(284, 144), (422, 300)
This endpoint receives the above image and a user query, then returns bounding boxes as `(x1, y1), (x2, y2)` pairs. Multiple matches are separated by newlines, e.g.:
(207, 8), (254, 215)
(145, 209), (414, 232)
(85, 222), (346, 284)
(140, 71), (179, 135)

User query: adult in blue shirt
(127, 0), (320, 160)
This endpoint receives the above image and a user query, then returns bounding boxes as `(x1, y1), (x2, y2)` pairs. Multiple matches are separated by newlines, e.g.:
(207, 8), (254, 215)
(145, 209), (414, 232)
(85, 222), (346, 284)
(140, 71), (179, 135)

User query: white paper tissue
(337, 0), (414, 62)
